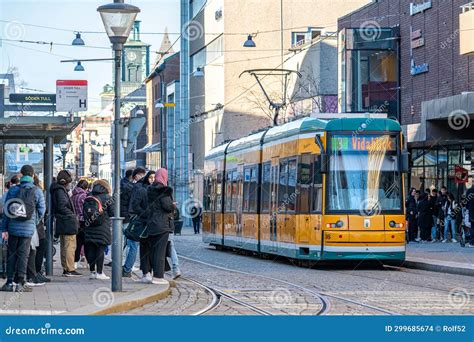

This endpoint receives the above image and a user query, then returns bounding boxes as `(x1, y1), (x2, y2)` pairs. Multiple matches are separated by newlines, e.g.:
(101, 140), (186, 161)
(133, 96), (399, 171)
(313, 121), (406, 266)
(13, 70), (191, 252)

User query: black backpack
(83, 196), (104, 227)
(6, 186), (36, 221)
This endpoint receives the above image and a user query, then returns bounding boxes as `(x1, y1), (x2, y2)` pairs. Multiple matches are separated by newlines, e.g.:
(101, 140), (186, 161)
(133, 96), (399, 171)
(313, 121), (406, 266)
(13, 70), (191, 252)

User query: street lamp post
(98, 0), (140, 292)
(60, 140), (72, 170)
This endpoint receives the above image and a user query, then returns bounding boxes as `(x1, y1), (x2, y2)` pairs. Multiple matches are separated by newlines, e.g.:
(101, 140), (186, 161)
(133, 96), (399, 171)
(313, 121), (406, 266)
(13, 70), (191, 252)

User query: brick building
(338, 0), (474, 193)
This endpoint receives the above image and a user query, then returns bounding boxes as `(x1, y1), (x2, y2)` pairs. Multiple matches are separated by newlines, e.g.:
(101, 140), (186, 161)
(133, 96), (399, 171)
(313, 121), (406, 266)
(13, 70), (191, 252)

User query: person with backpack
(0, 165), (45, 292)
(83, 179), (114, 280)
(50, 170), (81, 277)
(125, 170), (155, 278)
(144, 168), (176, 285)
(442, 193), (458, 243)
(71, 179), (89, 269)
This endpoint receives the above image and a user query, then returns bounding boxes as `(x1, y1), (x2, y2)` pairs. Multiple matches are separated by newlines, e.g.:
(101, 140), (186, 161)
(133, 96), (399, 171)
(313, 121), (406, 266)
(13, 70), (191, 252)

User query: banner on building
(454, 165), (469, 184)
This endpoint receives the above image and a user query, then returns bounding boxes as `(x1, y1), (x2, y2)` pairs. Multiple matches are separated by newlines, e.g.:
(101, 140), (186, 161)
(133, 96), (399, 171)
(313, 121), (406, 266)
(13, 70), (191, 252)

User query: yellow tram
(202, 117), (409, 261)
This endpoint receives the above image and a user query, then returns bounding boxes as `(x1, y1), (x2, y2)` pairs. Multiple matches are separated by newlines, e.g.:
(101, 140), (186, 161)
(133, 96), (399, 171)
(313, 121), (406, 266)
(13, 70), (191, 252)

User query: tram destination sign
(331, 135), (397, 152)
(9, 93), (56, 104)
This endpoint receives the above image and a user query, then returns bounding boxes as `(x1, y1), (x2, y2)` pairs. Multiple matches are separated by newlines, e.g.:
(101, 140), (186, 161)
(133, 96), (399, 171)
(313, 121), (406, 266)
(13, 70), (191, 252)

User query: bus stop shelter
(0, 115), (81, 276)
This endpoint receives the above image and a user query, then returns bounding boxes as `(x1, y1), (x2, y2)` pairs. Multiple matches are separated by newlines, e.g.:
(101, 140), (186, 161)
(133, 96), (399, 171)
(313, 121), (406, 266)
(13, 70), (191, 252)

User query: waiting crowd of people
(0, 164), (193, 292)
(406, 184), (474, 247)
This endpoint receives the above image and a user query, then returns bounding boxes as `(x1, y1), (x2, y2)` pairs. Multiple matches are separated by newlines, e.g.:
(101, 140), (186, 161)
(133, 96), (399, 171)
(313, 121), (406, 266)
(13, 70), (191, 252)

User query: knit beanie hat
(57, 170), (73, 185)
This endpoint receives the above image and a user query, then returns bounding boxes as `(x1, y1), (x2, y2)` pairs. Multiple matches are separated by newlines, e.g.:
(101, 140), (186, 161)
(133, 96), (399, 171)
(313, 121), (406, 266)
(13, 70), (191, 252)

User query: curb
(393, 258), (474, 277)
(65, 281), (174, 315)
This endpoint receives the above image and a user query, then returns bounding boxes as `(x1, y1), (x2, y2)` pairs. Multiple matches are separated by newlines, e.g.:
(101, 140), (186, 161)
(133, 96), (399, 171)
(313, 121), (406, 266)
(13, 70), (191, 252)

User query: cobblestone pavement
(168, 231), (474, 315)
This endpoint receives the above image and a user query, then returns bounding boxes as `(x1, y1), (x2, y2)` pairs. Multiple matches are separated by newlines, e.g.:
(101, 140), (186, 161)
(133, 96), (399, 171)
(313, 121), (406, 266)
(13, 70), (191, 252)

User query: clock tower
(121, 20), (150, 95)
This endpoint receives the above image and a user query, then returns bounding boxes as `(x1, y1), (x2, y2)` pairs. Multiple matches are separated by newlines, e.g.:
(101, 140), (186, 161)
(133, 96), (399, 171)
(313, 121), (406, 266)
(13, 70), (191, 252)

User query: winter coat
(50, 182), (78, 235)
(436, 194), (448, 219)
(129, 181), (149, 224)
(147, 183), (175, 236)
(417, 197), (433, 229)
(405, 195), (417, 217)
(71, 186), (87, 222)
(443, 200), (458, 219)
(466, 187), (474, 222)
(84, 183), (113, 246)
(120, 177), (134, 223)
(1, 180), (46, 238)
(190, 206), (202, 223)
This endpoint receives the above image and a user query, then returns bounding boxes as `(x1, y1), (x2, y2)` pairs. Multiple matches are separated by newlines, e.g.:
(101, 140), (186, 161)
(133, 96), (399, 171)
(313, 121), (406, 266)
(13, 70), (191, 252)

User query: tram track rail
(179, 254), (400, 315)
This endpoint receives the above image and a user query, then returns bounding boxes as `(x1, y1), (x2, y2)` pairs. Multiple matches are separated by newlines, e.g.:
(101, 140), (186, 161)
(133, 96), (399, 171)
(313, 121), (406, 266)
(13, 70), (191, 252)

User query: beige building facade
(188, 0), (371, 172)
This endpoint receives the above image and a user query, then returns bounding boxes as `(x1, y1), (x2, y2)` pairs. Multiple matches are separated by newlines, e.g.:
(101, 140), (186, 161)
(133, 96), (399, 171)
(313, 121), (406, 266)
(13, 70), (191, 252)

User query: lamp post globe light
(97, 0), (140, 292)
(60, 140), (72, 170)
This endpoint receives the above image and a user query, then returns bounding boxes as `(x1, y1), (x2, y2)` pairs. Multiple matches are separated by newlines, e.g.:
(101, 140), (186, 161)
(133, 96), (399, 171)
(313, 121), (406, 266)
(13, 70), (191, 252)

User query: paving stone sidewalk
(404, 241), (474, 275)
(0, 264), (170, 315)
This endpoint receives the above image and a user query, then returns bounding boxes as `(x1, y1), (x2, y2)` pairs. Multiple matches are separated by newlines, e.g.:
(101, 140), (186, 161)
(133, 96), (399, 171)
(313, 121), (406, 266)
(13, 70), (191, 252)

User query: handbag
(124, 215), (148, 242)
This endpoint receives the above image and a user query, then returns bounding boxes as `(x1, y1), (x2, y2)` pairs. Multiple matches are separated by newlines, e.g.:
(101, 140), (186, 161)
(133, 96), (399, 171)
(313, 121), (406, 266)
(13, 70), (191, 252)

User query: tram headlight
(336, 220), (344, 228)
(389, 220), (404, 228)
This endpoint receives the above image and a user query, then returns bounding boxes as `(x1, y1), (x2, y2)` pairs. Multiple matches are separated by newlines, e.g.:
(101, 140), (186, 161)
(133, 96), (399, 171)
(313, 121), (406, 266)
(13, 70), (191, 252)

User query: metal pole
(111, 45), (123, 292)
(44, 136), (54, 275)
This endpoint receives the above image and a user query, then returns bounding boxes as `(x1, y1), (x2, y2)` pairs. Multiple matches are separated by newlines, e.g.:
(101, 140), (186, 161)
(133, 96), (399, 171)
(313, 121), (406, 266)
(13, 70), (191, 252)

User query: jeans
(168, 234), (180, 272)
(6, 235), (32, 284)
(35, 238), (46, 274)
(193, 220), (200, 234)
(431, 215), (438, 240)
(444, 216), (456, 241)
(123, 223), (139, 273)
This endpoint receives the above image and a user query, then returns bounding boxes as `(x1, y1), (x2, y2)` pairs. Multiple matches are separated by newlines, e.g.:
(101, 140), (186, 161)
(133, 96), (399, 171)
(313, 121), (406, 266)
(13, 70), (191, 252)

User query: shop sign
(410, 29), (422, 40)
(411, 37), (425, 49)
(455, 165), (469, 184)
(9, 93), (56, 104)
(410, 59), (429, 76)
(410, 1), (432, 16)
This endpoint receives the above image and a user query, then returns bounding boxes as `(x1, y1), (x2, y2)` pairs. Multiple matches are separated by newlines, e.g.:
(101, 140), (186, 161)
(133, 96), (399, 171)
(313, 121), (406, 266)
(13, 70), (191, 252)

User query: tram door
(210, 171), (218, 240)
(269, 157), (280, 252)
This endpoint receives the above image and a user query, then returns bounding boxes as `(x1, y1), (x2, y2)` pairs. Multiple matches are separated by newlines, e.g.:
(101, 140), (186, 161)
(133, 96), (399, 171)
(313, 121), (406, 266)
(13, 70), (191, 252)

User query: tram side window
(225, 171), (232, 212)
(231, 170), (239, 211)
(312, 155), (323, 212)
(248, 166), (258, 212)
(242, 167), (251, 212)
(216, 172), (223, 211)
(298, 154), (312, 214)
(287, 158), (297, 211)
(261, 162), (271, 212)
(278, 159), (289, 211)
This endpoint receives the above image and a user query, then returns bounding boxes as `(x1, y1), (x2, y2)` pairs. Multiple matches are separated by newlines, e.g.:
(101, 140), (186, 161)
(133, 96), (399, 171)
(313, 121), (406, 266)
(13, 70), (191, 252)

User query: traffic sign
(56, 80), (88, 112)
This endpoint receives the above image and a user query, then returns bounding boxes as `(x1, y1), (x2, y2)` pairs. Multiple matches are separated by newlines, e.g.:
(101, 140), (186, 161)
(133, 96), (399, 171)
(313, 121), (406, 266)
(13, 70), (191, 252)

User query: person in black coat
(127, 170), (155, 277)
(466, 184), (474, 247)
(417, 193), (433, 241)
(405, 188), (418, 242)
(190, 204), (202, 234)
(143, 168), (175, 285)
(50, 170), (80, 277)
(84, 179), (113, 280)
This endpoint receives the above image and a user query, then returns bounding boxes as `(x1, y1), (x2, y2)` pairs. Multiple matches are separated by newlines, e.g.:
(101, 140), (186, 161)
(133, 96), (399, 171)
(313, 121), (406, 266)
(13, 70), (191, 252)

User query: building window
(190, 0), (206, 19)
(190, 35), (223, 73)
(339, 27), (400, 119)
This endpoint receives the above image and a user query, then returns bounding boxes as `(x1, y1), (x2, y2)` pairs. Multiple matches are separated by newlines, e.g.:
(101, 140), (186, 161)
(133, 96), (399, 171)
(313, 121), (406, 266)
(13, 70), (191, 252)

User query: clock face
(127, 51), (137, 62)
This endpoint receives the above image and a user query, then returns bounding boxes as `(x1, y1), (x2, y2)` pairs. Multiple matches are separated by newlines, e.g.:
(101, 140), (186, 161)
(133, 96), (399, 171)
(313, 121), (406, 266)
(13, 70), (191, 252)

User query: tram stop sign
(56, 80), (88, 112)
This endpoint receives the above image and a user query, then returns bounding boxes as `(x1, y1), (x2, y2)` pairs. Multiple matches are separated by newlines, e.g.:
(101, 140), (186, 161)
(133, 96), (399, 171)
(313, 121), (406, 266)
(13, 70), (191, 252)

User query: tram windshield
(326, 134), (402, 214)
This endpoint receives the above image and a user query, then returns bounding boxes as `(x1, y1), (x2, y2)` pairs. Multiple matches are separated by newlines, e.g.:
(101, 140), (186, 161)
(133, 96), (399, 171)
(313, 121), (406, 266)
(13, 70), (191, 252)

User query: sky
(0, 0), (180, 112)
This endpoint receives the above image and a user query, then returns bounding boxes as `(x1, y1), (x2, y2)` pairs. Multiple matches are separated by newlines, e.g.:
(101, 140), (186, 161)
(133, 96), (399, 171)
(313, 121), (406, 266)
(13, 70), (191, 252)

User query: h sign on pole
(56, 80), (88, 112)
